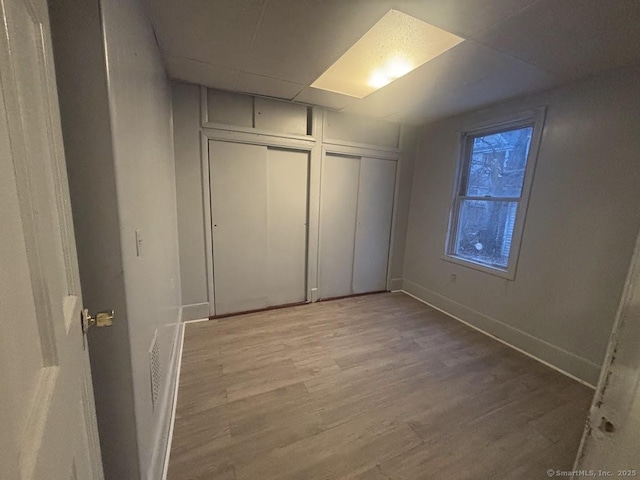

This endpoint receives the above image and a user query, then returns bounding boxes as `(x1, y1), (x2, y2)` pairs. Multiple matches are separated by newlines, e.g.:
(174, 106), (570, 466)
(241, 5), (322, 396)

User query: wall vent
(149, 331), (161, 410)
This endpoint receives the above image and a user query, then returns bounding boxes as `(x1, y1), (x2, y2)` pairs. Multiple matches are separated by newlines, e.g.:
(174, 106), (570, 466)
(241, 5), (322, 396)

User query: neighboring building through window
(445, 109), (544, 279)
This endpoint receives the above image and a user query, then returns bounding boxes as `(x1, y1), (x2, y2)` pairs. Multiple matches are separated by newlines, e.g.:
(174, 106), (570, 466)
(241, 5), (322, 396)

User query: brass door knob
(82, 309), (114, 333)
(95, 310), (114, 327)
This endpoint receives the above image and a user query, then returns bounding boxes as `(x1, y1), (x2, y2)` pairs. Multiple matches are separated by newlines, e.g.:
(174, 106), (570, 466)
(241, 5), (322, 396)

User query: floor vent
(149, 331), (161, 410)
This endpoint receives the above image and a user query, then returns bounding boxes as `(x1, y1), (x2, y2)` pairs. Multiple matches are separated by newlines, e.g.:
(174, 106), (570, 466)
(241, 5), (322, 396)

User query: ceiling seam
(470, 38), (562, 79)
(470, 0), (545, 40)
(240, 0), (269, 74)
(163, 53), (240, 73)
(468, 0), (561, 77)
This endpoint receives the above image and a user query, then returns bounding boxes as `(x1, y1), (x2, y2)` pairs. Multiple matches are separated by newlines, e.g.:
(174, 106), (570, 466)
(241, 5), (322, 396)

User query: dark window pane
(465, 126), (533, 198)
(454, 200), (518, 268)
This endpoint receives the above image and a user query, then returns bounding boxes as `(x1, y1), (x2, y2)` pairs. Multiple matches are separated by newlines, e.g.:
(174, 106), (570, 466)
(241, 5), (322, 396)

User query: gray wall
(50, 0), (182, 478)
(172, 83), (208, 307)
(391, 126), (418, 286)
(172, 82), (418, 316)
(100, 0), (182, 477)
(49, 1), (139, 478)
(403, 65), (640, 385)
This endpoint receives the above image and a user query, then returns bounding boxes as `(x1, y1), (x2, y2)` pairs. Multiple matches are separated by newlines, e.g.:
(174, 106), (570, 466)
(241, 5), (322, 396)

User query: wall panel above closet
(324, 110), (400, 149)
(205, 88), (311, 135)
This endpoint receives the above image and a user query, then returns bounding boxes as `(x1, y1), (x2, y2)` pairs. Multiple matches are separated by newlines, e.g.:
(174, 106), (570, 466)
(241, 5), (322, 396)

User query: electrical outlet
(450, 273), (457, 283)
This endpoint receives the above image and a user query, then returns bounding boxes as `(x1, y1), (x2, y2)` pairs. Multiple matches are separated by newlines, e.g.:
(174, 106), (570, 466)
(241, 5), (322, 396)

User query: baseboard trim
(160, 321), (185, 480)
(183, 317), (210, 324)
(310, 287), (319, 303)
(210, 300), (307, 320)
(318, 291), (386, 302)
(401, 280), (599, 388)
(388, 278), (403, 291)
(181, 302), (210, 321)
(146, 315), (184, 480)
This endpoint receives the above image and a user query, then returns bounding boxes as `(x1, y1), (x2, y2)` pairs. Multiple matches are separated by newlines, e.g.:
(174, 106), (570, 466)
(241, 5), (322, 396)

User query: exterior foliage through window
(446, 110), (544, 278)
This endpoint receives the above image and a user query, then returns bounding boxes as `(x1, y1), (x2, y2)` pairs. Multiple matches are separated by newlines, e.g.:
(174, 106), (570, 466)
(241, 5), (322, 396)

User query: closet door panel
(353, 157), (396, 294)
(266, 148), (308, 306)
(319, 154), (360, 299)
(210, 140), (268, 314)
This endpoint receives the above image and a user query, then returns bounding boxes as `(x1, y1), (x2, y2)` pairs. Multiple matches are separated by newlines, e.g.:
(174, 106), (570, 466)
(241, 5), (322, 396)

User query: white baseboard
(310, 288), (319, 303)
(160, 321), (185, 480)
(184, 317), (210, 324)
(388, 278), (403, 291)
(147, 320), (184, 480)
(401, 279), (600, 388)
(181, 302), (209, 321)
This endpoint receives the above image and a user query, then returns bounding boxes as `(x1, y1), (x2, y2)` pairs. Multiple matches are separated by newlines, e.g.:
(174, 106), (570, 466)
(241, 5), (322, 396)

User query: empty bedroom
(3, 0), (639, 479)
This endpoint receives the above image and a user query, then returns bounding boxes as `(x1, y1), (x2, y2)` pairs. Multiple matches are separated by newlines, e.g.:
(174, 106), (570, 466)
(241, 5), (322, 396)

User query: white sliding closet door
(319, 154), (396, 299)
(319, 154), (360, 299)
(210, 141), (268, 314)
(353, 158), (396, 293)
(210, 140), (308, 315)
(266, 148), (308, 306)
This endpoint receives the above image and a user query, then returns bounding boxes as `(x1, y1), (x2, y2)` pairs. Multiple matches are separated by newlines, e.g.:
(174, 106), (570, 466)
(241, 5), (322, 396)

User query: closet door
(210, 141), (309, 315)
(210, 141), (268, 314)
(353, 158), (396, 294)
(319, 153), (360, 299)
(266, 148), (308, 306)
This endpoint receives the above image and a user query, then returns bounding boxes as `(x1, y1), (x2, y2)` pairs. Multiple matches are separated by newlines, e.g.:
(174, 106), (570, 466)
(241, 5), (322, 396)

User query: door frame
(200, 128), (314, 317)
(574, 225), (640, 470)
(318, 145), (401, 300)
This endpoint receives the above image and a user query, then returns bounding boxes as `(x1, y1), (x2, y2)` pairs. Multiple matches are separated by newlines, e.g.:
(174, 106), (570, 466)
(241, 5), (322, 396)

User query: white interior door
(319, 153), (360, 299)
(0, 0), (103, 478)
(353, 157), (396, 294)
(210, 141), (269, 315)
(210, 141), (309, 315)
(266, 148), (308, 306)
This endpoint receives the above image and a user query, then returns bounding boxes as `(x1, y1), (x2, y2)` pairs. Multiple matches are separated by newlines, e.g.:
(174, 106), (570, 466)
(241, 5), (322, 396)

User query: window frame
(444, 107), (546, 280)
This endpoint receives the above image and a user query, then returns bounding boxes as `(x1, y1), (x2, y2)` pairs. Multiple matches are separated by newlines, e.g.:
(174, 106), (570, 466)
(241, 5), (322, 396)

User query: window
(445, 110), (544, 278)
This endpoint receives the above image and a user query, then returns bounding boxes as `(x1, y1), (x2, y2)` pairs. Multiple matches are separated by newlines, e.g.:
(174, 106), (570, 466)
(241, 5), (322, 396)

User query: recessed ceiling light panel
(311, 9), (464, 98)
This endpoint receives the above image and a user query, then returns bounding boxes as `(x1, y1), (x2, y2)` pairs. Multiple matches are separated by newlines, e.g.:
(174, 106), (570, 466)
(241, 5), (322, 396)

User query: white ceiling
(147, 0), (640, 125)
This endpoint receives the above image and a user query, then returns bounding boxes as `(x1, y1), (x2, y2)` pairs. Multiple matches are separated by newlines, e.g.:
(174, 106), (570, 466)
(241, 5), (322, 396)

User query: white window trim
(443, 107), (546, 280)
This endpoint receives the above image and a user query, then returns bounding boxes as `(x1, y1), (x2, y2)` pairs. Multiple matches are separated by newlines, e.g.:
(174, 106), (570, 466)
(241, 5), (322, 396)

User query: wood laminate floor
(167, 292), (592, 480)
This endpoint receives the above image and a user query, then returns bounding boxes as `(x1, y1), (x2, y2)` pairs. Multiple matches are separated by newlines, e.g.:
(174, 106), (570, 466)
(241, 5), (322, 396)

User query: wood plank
(167, 292), (592, 480)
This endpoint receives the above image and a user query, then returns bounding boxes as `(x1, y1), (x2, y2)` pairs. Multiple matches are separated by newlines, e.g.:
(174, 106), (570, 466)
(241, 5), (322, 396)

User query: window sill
(441, 254), (516, 281)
